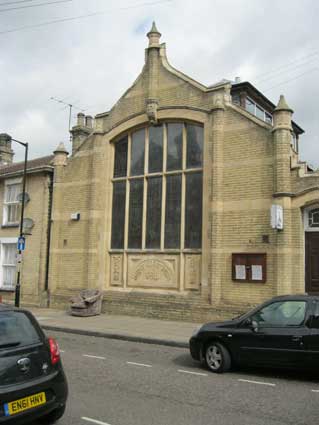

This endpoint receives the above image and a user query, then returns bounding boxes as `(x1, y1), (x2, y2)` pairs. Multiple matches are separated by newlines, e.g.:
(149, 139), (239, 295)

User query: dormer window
(244, 96), (273, 124)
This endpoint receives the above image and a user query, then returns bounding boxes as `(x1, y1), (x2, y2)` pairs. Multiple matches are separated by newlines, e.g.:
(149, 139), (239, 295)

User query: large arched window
(111, 122), (203, 251)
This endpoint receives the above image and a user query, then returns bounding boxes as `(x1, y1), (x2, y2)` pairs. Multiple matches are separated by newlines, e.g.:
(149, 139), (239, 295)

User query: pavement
(28, 307), (200, 348)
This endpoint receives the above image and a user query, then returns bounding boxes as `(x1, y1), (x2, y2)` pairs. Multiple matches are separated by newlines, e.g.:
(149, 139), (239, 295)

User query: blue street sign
(17, 236), (25, 251)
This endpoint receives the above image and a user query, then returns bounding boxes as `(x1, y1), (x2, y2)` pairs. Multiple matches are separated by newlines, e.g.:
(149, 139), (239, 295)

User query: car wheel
(205, 342), (231, 373)
(38, 405), (66, 424)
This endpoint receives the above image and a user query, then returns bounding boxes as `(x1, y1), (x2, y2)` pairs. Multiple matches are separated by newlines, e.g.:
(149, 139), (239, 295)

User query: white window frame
(3, 178), (22, 226)
(245, 96), (273, 124)
(304, 204), (319, 232)
(0, 237), (17, 290)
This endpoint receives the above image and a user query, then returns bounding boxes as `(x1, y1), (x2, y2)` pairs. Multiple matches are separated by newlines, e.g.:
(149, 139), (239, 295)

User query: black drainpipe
(44, 172), (54, 306)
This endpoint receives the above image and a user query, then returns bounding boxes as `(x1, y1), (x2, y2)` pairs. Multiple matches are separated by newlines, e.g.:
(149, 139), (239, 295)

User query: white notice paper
(251, 265), (263, 280)
(235, 265), (246, 280)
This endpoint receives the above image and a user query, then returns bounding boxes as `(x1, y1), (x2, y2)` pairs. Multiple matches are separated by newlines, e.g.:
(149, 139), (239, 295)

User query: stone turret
(147, 21), (161, 47)
(145, 22), (162, 125)
(0, 133), (14, 166)
(273, 95), (293, 195)
(273, 95), (293, 131)
(53, 142), (68, 167)
(70, 113), (93, 155)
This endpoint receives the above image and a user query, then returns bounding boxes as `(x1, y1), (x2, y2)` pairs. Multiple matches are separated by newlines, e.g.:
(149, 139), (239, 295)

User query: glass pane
(131, 129), (145, 176)
(3, 266), (15, 287)
(3, 245), (16, 265)
(251, 301), (306, 327)
(265, 112), (273, 124)
(311, 302), (319, 329)
(7, 204), (19, 223)
(309, 209), (319, 227)
(232, 93), (240, 106)
(165, 174), (181, 248)
(167, 123), (183, 171)
(256, 105), (264, 120)
(245, 98), (255, 115)
(186, 125), (203, 169)
(146, 177), (162, 248)
(114, 137), (128, 178)
(111, 181), (126, 249)
(128, 179), (144, 248)
(0, 311), (41, 347)
(185, 173), (203, 248)
(148, 126), (163, 173)
(6, 184), (20, 202)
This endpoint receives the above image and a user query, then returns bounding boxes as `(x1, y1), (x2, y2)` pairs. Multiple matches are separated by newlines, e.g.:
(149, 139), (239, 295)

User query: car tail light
(48, 337), (60, 365)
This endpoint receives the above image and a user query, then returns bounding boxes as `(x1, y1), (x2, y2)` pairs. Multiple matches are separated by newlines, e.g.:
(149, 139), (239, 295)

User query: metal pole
(14, 142), (28, 308)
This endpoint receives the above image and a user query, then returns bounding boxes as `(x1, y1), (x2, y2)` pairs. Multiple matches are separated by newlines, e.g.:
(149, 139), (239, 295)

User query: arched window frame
(110, 121), (204, 252)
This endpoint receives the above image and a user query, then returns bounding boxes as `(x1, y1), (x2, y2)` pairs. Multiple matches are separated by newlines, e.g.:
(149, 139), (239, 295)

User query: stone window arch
(110, 121), (203, 251)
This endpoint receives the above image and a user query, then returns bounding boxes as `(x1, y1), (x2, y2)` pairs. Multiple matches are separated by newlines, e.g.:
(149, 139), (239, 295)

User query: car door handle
(291, 336), (303, 342)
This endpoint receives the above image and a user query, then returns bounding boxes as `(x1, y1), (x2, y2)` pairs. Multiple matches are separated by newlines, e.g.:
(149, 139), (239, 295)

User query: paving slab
(27, 307), (200, 348)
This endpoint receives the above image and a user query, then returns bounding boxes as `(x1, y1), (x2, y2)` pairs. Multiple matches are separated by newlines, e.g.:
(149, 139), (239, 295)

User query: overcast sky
(1, 0), (318, 167)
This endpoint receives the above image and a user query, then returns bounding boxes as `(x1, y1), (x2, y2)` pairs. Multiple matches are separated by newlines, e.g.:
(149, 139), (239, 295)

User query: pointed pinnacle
(147, 21), (161, 36)
(275, 95), (293, 113)
(54, 142), (68, 154)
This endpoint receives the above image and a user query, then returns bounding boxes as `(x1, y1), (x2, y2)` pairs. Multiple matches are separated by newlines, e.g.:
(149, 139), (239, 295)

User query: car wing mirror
(251, 320), (259, 332)
(243, 318), (259, 332)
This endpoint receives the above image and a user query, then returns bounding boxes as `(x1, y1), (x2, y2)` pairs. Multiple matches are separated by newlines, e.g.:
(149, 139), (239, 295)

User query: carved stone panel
(110, 254), (123, 287)
(184, 255), (201, 290)
(128, 255), (179, 289)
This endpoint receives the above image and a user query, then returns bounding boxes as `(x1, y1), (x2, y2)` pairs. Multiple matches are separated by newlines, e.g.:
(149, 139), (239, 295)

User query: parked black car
(0, 304), (68, 424)
(190, 294), (319, 373)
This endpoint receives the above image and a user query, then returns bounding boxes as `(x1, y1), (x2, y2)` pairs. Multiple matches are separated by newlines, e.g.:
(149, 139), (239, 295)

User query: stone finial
(274, 95), (293, 113)
(53, 142), (68, 166)
(147, 21), (161, 47)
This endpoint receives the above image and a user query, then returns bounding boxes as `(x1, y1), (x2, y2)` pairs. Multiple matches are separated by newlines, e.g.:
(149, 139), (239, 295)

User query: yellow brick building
(0, 135), (53, 307)
(1, 24), (319, 321)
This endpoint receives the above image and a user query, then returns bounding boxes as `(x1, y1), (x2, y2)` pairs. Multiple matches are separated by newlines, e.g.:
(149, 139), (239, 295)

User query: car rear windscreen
(0, 311), (41, 348)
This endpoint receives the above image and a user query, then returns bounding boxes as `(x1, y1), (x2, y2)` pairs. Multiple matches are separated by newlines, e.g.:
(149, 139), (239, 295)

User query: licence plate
(4, 392), (46, 416)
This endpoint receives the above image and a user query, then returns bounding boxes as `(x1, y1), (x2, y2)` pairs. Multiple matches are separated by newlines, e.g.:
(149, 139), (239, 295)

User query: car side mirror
(251, 320), (259, 333)
(243, 318), (259, 332)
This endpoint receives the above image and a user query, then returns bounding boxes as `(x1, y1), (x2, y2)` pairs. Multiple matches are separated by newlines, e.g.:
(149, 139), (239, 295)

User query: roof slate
(0, 155), (54, 177)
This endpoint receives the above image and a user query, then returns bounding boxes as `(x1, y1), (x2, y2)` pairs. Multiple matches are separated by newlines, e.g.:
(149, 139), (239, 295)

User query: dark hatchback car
(0, 304), (68, 424)
(190, 295), (319, 373)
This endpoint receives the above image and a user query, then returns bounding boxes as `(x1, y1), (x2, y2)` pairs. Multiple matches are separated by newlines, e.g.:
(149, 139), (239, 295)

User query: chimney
(70, 113), (92, 155)
(0, 133), (14, 166)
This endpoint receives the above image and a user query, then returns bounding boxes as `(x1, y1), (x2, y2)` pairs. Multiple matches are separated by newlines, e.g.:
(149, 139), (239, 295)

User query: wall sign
(271, 205), (283, 230)
(232, 253), (267, 283)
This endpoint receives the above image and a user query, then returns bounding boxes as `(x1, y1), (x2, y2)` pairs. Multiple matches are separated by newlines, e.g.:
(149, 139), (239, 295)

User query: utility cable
(0, 0), (42, 7)
(0, 0), (172, 34)
(0, 0), (71, 13)
(252, 50), (319, 81)
(263, 67), (319, 92)
(255, 53), (319, 84)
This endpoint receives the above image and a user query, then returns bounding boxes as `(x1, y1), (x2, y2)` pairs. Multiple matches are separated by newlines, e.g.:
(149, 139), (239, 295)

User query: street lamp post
(9, 137), (28, 308)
